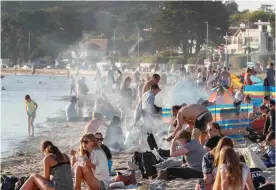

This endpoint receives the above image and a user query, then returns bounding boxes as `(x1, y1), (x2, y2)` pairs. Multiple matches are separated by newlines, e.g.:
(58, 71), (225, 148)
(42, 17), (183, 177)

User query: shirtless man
(167, 104), (213, 141)
(84, 112), (108, 133)
(142, 73), (160, 96)
(221, 67), (231, 87)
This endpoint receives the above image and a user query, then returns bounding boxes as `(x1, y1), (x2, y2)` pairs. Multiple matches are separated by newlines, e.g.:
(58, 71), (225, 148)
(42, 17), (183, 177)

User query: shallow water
(1, 75), (96, 156)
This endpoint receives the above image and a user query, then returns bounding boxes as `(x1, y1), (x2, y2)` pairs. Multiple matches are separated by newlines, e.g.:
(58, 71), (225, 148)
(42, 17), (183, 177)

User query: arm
(170, 138), (189, 157)
(245, 172), (256, 190)
(34, 102), (38, 112)
(43, 157), (51, 180)
(172, 113), (184, 137)
(84, 121), (92, 133)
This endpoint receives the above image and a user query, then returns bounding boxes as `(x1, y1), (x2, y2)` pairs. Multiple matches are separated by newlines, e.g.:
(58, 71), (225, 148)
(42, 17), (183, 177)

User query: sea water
(1, 74), (96, 156)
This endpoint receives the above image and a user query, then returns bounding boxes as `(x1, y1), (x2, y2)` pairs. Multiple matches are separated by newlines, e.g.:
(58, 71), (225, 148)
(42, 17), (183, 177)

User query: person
(25, 94), (38, 137)
(204, 123), (224, 151)
(120, 77), (133, 129)
(65, 96), (78, 121)
(234, 86), (244, 102)
(213, 147), (255, 190)
(73, 133), (110, 190)
(221, 67), (231, 87)
(104, 116), (125, 150)
(206, 70), (217, 89)
(260, 131), (275, 168)
(196, 68), (203, 87)
(94, 69), (102, 93)
(70, 76), (77, 96)
(77, 76), (89, 104)
(156, 130), (206, 180)
(265, 62), (275, 86)
(168, 105), (182, 135)
(84, 112), (108, 134)
(197, 137), (234, 190)
(94, 94), (118, 120)
(244, 68), (254, 85)
(142, 73), (160, 96)
(263, 96), (271, 107)
(167, 104), (213, 142)
(1, 86), (6, 90)
(263, 100), (276, 134)
(95, 132), (113, 172)
(133, 69), (141, 85)
(20, 141), (73, 190)
(212, 86), (227, 104)
(106, 70), (115, 92)
(116, 70), (123, 92)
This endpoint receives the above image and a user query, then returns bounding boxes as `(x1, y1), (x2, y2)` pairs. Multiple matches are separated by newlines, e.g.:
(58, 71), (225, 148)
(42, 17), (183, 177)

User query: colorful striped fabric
(244, 85), (276, 107)
(162, 103), (254, 143)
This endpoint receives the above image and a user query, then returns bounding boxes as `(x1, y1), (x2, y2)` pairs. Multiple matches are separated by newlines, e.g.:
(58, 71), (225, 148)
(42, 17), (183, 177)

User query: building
(226, 20), (273, 54)
(80, 39), (108, 63)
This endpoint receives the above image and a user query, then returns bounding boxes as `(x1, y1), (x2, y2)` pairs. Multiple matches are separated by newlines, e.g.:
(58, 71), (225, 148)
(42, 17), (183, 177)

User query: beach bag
(15, 176), (29, 190)
(1, 175), (18, 190)
(115, 170), (137, 186)
(140, 151), (158, 179)
(239, 147), (267, 170)
(250, 168), (266, 189)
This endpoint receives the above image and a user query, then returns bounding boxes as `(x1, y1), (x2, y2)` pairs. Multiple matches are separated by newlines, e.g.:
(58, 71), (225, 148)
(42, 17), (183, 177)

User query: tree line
(1, 1), (274, 65)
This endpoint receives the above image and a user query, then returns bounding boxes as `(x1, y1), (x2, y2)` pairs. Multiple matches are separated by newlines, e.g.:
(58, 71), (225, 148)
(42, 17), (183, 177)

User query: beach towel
(238, 147), (267, 170)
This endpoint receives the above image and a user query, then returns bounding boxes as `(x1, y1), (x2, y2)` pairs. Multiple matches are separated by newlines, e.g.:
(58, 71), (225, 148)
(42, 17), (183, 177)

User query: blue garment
(262, 145), (275, 168)
(65, 102), (77, 121)
(141, 91), (155, 113)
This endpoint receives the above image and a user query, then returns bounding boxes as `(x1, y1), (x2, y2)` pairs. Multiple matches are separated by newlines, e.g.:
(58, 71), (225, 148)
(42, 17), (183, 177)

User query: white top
(90, 149), (110, 188)
(220, 163), (250, 190)
(235, 91), (244, 102)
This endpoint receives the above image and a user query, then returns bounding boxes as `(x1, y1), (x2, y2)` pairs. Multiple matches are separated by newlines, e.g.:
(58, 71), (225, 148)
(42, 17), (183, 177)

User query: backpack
(14, 176), (29, 190)
(139, 151), (158, 179)
(1, 175), (18, 190)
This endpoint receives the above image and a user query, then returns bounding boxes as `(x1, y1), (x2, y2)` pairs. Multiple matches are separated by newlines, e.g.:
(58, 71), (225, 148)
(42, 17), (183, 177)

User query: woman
(120, 77), (133, 129)
(156, 129), (206, 180)
(73, 133), (109, 190)
(116, 70), (123, 92)
(197, 137), (234, 190)
(25, 94), (38, 137)
(21, 141), (73, 190)
(213, 147), (255, 190)
(261, 131), (275, 168)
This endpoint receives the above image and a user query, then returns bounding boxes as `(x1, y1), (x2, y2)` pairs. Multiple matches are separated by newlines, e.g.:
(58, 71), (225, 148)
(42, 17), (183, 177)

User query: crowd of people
(22, 61), (275, 190)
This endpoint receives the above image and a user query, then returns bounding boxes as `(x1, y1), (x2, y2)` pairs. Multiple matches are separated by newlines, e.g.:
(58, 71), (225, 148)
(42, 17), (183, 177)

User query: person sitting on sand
(156, 130), (206, 180)
(196, 137), (234, 190)
(66, 96), (78, 121)
(94, 94), (118, 120)
(104, 116), (125, 151)
(84, 112), (108, 134)
(20, 141), (73, 190)
(261, 131), (275, 168)
(25, 94), (38, 137)
(204, 122), (224, 152)
(213, 147), (255, 190)
(73, 133), (110, 190)
(142, 73), (160, 96)
(1, 86), (6, 90)
(167, 104), (213, 142)
(95, 132), (113, 172)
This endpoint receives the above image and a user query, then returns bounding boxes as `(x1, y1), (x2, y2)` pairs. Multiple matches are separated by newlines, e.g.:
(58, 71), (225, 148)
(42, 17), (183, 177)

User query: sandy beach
(1, 88), (275, 190)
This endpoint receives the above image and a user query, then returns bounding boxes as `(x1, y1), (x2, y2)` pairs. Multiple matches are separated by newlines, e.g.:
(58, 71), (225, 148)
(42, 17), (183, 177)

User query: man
(167, 104), (213, 141)
(66, 96), (78, 121)
(204, 123), (223, 151)
(77, 76), (89, 104)
(268, 100), (275, 132)
(133, 69), (141, 84)
(84, 112), (108, 133)
(221, 67), (231, 87)
(266, 62), (275, 86)
(141, 84), (161, 115)
(95, 132), (112, 171)
(263, 96), (271, 107)
(70, 76), (77, 96)
(142, 73), (160, 95)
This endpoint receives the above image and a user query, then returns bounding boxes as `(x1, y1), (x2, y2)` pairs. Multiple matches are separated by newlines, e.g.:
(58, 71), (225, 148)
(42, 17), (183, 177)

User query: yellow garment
(25, 100), (37, 114)
(230, 73), (243, 88)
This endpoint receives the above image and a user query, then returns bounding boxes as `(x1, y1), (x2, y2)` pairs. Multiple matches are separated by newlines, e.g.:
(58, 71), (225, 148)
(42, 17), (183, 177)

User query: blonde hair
(213, 147), (242, 190)
(79, 133), (101, 156)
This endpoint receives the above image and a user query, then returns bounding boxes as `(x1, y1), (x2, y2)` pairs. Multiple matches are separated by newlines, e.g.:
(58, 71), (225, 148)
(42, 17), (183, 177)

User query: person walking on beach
(25, 94), (38, 137)
(70, 76), (77, 96)
(142, 73), (160, 95)
(221, 67), (231, 87)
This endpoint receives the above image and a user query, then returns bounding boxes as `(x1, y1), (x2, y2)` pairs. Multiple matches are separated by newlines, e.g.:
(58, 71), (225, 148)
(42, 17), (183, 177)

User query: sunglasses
(81, 140), (91, 144)
(97, 138), (104, 141)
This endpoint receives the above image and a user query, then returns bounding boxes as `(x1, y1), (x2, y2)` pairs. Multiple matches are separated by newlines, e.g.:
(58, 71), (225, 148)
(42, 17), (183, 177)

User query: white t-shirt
(235, 91), (244, 102)
(90, 149), (110, 188)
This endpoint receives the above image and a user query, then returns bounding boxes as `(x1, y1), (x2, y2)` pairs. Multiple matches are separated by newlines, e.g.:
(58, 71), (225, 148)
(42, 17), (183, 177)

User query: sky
(235, 0), (275, 11)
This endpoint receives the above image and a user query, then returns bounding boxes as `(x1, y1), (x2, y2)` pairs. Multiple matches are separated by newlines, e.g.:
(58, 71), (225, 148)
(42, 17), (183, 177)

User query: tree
(224, 0), (239, 14)
(259, 4), (274, 13)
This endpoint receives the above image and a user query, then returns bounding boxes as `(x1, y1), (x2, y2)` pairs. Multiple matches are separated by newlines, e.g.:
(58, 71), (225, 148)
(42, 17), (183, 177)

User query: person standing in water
(70, 76), (77, 96)
(25, 95), (38, 137)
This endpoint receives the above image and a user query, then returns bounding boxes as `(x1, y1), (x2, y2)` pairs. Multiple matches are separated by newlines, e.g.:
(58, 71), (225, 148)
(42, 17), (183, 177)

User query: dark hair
(176, 129), (191, 142)
(245, 95), (251, 101)
(93, 112), (103, 119)
(266, 131), (275, 142)
(25, 94), (31, 100)
(70, 96), (77, 103)
(269, 62), (274, 67)
(152, 74), (160, 79)
(263, 96), (270, 101)
(95, 132), (103, 137)
(151, 84), (160, 90)
(41, 141), (63, 161)
(112, 116), (121, 124)
(270, 100), (275, 106)
(172, 105), (181, 111)
(259, 104), (269, 110)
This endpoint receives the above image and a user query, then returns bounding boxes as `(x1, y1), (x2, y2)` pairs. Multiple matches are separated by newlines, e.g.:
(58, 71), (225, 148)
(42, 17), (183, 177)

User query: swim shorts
(194, 111), (213, 132)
